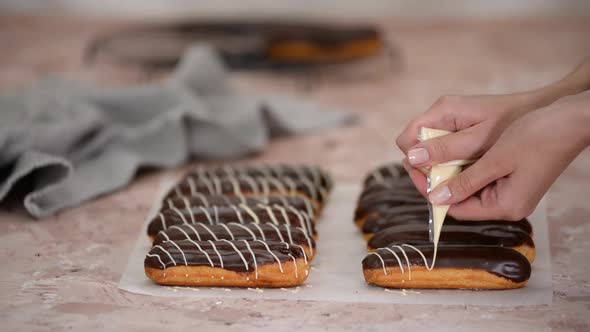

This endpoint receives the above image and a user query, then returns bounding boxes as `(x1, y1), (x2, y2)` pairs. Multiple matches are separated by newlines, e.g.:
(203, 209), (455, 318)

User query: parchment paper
(118, 180), (552, 306)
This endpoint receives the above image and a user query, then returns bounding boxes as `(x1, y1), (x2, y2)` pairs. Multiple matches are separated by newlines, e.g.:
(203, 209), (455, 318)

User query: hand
(428, 92), (590, 220)
(396, 93), (539, 196)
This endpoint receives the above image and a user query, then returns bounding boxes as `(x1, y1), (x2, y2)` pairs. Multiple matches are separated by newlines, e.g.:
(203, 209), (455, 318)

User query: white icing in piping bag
(418, 127), (468, 268)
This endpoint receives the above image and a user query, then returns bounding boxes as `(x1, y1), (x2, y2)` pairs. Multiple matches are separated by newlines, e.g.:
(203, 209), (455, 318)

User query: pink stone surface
(1, 15), (589, 331)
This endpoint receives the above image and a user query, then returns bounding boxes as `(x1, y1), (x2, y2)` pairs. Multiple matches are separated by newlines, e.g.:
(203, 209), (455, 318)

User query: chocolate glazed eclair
(147, 205), (316, 240)
(162, 194), (317, 219)
(152, 223), (316, 259)
(366, 224), (535, 263)
(363, 245), (531, 289)
(188, 164), (333, 193)
(145, 240), (310, 287)
(354, 183), (427, 227)
(361, 215), (533, 238)
(164, 175), (326, 211)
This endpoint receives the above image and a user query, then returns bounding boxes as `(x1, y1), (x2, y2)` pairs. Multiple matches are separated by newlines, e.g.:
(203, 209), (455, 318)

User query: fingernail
(408, 148), (429, 165)
(429, 185), (451, 204)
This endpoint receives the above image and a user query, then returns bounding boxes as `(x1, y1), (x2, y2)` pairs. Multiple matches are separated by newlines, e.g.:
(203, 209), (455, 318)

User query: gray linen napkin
(0, 45), (356, 218)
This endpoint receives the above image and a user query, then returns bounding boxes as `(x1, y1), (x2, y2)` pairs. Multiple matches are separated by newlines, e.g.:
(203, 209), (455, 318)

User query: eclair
(188, 164), (333, 193)
(363, 244), (531, 289)
(147, 205), (316, 240)
(145, 240), (310, 287)
(165, 175), (326, 210)
(153, 223), (316, 259)
(366, 224), (535, 262)
(162, 194), (317, 219)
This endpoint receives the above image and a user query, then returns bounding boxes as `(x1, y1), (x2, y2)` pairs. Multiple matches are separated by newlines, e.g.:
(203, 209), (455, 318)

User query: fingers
(396, 97), (459, 154)
(447, 176), (536, 221)
(428, 152), (511, 205)
(402, 158), (428, 197)
(406, 130), (484, 167)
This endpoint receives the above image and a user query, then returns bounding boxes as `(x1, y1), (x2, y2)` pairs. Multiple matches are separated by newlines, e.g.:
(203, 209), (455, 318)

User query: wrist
(556, 95), (590, 149)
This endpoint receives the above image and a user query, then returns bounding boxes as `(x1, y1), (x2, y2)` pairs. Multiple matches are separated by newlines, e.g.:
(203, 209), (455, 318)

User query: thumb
(407, 130), (483, 167)
(428, 153), (510, 205)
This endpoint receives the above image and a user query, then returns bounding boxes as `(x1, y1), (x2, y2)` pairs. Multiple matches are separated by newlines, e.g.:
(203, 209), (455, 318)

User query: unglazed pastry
(163, 194), (317, 219)
(153, 223), (316, 259)
(363, 245), (531, 289)
(366, 224), (535, 262)
(148, 204), (316, 240)
(164, 175), (326, 210)
(145, 240), (310, 287)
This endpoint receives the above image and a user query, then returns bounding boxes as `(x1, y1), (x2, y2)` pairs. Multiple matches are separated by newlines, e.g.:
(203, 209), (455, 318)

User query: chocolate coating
(163, 194), (317, 218)
(367, 224), (534, 250)
(362, 245), (531, 283)
(362, 214), (533, 236)
(148, 205), (316, 238)
(145, 240), (307, 271)
(189, 164), (333, 192)
(355, 178), (426, 220)
(363, 163), (407, 187)
(153, 223), (316, 251)
(165, 175), (326, 204)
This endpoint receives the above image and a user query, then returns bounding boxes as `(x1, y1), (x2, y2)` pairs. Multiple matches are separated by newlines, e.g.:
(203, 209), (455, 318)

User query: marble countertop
(1, 15), (589, 331)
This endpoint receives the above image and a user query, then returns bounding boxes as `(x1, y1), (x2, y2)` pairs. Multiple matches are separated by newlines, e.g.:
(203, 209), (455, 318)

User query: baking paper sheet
(118, 181), (552, 306)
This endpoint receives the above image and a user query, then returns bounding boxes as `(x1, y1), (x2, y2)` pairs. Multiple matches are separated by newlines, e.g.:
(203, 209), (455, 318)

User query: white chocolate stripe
(242, 240), (258, 279)
(187, 240), (214, 267)
(240, 204), (261, 224)
(393, 245), (412, 280)
(288, 253), (298, 279)
(212, 176), (222, 195)
(197, 223), (219, 241)
(219, 239), (249, 271)
(228, 176), (241, 196)
(250, 223), (266, 240)
(168, 225), (192, 242)
(267, 223), (285, 242)
(262, 205), (280, 226)
(208, 240), (224, 268)
(254, 239), (284, 273)
(197, 206), (214, 224)
(167, 240), (188, 266)
(297, 226), (314, 256)
(187, 177), (197, 195)
(371, 244), (434, 279)
(158, 230), (170, 242)
(146, 253), (165, 269)
(367, 252), (387, 275)
(230, 205), (245, 224)
(292, 244), (308, 264)
(153, 245), (176, 266)
(183, 223), (202, 241)
(182, 197), (196, 224)
(382, 247), (404, 275)
(218, 223), (235, 240)
(230, 223), (258, 240)
(159, 213), (167, 230)
(170, 207), (189, 225)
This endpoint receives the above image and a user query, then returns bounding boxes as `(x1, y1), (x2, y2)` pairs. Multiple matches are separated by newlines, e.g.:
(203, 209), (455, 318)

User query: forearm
(524, 56), (590, 110)
(551, 90), (590, 150)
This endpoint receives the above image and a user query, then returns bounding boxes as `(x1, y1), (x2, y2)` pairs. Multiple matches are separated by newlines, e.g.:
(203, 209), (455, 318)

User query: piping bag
(418, 127), (472, 268)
